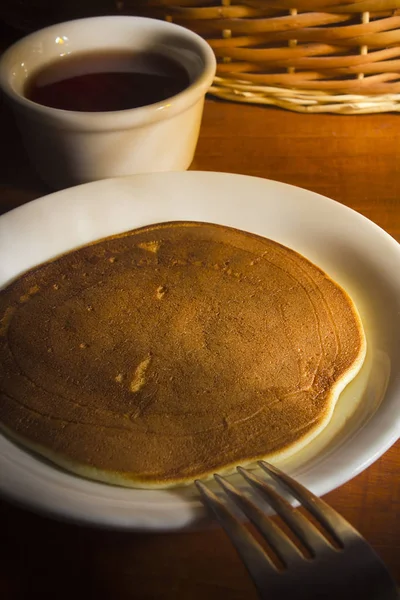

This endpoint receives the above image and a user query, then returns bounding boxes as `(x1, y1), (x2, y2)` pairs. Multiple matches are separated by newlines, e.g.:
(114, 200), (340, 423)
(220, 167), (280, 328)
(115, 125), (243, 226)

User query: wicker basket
(127, 1), (400, 114)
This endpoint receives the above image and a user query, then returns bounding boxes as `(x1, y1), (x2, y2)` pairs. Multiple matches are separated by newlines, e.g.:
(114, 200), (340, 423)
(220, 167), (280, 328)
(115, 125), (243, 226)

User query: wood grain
(0, 97), (399, 598)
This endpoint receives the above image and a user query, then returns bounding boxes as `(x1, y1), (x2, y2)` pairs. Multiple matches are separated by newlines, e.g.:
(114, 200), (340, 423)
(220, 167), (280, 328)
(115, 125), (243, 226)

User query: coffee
(24, 50), (191, 112)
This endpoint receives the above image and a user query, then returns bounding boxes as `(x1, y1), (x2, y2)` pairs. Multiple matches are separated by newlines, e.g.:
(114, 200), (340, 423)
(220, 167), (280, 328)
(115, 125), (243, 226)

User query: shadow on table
(0, 97), (49, 215)
(0, 497), (257, 600)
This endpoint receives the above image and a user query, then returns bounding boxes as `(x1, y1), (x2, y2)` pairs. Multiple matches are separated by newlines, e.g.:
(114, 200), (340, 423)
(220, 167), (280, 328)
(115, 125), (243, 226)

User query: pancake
(0, 221), (366, 488)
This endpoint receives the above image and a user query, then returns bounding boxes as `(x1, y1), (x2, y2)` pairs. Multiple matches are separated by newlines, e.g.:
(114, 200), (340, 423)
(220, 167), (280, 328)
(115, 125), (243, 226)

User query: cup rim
(0, 15), (217, 131)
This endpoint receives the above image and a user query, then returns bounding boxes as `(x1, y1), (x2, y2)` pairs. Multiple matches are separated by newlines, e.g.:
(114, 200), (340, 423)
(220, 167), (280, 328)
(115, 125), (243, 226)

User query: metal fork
(196, 462), (399, 600)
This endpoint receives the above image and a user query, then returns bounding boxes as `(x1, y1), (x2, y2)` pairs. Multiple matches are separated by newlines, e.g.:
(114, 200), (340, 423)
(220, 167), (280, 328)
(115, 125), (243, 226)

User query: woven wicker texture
(129, 0), (400, 113)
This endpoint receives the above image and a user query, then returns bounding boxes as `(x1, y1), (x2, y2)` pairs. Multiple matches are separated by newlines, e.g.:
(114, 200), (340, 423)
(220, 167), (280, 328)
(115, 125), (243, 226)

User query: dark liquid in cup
(24, 50), (191, 112)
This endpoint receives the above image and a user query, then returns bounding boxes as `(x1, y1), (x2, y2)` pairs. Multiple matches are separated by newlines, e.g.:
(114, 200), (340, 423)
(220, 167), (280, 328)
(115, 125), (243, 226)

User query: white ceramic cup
(0, 16), (216, 189)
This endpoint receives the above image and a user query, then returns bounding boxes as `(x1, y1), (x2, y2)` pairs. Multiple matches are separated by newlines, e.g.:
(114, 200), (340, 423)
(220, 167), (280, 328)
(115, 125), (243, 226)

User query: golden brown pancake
(0, 222), (365, 488)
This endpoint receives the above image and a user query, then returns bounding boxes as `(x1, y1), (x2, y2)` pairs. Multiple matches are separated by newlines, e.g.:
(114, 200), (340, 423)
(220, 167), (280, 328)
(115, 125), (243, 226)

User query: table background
(0, 33), (399, 598)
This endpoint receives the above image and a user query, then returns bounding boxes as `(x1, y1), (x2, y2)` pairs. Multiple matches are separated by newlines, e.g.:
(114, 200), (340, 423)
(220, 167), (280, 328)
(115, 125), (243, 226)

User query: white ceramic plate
(0, 171), (399, 531)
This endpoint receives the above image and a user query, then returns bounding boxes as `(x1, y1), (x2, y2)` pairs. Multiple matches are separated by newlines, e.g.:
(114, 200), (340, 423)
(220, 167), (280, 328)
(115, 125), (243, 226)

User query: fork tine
(238, 466), (334, 556)
(214, 474), (302, 567)
(195, 480), (280, 595)
(259, 461), (358, 547)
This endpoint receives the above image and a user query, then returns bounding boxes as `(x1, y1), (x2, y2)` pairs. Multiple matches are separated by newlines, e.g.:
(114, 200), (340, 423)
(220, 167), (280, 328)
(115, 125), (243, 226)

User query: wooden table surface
(0, 94), (399, 598)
